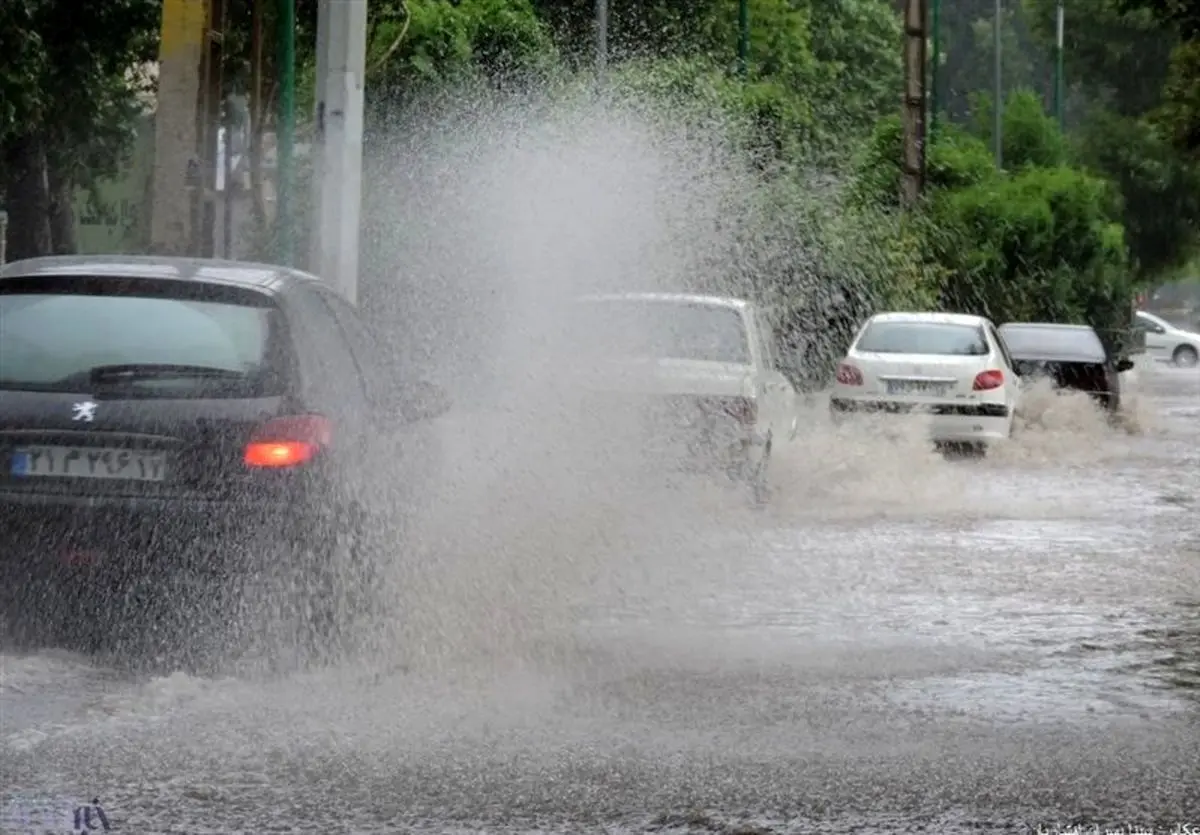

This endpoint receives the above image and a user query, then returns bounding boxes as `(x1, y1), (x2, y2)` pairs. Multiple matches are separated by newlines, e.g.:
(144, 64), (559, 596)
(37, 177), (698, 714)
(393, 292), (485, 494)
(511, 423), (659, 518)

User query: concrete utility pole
(151, 0), (223, 256)
(901, 0), (928, 206)
(311, 0), (368, 304)
(277, 0), (296, 265)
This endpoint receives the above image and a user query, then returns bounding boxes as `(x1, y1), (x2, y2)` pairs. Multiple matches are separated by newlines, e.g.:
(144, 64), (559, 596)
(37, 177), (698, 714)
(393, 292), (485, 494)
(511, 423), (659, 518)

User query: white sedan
(829, 311), (1020, 449)
(566, 292), (798, 502)
(1134, 310), (1200, 368)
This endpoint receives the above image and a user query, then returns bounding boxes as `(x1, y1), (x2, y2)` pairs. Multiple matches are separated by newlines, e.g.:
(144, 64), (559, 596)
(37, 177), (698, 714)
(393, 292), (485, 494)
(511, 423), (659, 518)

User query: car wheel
(295, 502), (378, 662)
(748, 440), (772, 507)
(937, 441), (986, 459)
(1172, 344), (1199, 368)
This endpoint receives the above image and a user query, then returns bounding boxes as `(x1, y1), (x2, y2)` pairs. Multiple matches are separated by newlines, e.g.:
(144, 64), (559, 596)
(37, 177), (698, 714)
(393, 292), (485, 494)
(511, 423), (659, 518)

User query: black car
(0, 255), (450, 654)
(996, 322), (1134, 413)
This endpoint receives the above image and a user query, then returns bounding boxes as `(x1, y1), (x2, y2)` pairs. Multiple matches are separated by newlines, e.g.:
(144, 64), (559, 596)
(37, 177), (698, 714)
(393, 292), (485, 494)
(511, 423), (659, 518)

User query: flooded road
(2, 362), (1199, 834)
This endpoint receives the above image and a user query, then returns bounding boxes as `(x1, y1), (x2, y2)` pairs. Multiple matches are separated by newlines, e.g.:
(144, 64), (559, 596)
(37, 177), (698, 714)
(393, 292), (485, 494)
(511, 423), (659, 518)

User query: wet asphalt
(1, 361), (1199, 834)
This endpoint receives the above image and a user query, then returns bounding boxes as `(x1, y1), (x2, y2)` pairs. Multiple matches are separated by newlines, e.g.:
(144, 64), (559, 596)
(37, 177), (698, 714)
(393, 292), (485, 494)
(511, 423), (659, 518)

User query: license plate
(10, 445), (168, 482)
(886, 380), (950, 396)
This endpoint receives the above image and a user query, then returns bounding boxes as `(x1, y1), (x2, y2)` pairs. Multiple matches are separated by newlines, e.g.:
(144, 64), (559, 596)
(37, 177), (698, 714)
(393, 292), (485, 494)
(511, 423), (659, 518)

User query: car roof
(998, 322), (1098, 333)
(997, 322), (1106, 360)
(0, 254), (321, 294)
(866, 311), (990, 327)
(576, 291), (751, 311)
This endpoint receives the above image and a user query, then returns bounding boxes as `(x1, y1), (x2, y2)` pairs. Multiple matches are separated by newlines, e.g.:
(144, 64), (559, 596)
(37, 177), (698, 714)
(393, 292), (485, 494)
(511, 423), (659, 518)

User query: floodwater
(2, 361), (1199, 834)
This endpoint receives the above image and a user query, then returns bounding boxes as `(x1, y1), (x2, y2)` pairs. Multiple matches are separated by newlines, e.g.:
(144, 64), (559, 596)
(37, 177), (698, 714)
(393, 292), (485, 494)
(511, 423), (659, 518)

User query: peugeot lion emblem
(72, 401), (98, 422)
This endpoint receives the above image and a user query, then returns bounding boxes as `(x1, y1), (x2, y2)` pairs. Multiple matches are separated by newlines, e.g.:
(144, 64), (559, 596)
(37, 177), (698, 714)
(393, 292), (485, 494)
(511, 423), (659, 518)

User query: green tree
(931, 164), (1128, 327)
(365, 0), (557, 110)
(850, 93), (1138, 355)
(1017, 0), (1200, 278)
(1, 0), (157, 260)
(1024, 0), (1175, 117)
(530, 0), (899, 153)
(1075, 108), (1200, 277)
(1124, 0), (1200, 161)
(935, 0), (1046, 123)
(807, 0), (901, 142)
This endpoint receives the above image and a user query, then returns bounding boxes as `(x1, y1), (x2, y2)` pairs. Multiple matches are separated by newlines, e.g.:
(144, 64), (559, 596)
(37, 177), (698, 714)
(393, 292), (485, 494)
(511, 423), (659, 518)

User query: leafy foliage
(1156, 38), (1200, 159)
(1021, 0), (1200, 274)
(0, 0), (1186, 371)
(845, 91), (1137, 357)
(367, 0), (558, 106)
(1024, 0), (1176, 116)
(0, 0), (48, 146)
(1075, 108), (1200, 276)
(1, 0), (158, 258)
(976, 89), (1070, 169)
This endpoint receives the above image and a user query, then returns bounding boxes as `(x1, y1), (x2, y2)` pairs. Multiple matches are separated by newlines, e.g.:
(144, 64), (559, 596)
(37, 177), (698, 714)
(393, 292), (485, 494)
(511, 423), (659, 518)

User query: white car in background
(566, 292), (798, 502)
(830, 311), (1020, 451)
(1134, 310), (1200, 367)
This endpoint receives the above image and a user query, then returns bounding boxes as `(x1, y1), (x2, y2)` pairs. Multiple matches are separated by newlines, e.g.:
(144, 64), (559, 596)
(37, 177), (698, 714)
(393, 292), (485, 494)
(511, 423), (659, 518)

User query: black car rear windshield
(855, 321), (989, 356)
(998, 325), (1105, 361)
(0, 284), (285, 398)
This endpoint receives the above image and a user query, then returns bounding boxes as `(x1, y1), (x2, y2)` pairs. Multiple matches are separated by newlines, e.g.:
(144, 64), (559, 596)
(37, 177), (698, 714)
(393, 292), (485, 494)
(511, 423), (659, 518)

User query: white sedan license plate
(10, 445), (168, 482)
(886, 380), (950, 396)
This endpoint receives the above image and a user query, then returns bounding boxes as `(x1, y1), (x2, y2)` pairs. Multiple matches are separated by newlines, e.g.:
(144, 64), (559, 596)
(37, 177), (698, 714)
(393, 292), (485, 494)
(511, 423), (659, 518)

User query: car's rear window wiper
(82, 363), (250, 384)
(0, 365), (257, 395)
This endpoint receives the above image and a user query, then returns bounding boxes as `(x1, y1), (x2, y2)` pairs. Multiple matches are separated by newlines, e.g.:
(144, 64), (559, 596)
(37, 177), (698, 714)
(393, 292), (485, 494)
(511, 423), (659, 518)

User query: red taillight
(972, 369), (1005, 391)
(723, 396), (757, 425)
(836, 363), (864, 386)
(244, 415), (333, 468)
(695, 396), (757, 426)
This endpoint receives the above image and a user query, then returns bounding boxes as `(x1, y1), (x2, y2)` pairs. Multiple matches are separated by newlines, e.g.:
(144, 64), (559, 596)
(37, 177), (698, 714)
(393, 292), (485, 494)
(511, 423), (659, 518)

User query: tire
(1172, 344), (1199, 368)
(936, 441), (986, 459)
(294, 502), (378, 663)
(748, 440), (772, 507)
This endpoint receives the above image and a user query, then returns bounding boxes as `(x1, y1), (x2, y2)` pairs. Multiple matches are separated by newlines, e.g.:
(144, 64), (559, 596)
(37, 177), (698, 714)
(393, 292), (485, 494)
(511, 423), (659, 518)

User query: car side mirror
(1116, 358), (1135, 373)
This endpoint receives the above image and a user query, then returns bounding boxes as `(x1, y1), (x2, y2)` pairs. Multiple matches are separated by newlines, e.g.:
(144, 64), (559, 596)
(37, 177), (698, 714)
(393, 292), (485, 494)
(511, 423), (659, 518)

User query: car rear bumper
(581, 424), (766, 482)
(830, 397), (1011, 443)
(0, 489), (311, 582)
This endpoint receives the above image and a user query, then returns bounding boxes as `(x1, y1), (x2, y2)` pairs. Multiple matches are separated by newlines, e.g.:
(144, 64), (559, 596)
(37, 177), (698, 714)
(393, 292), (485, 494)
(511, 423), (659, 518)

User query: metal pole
(1054, 1), (1065, 130)
(993, 0), (1003, 168)
(737, 0), (749, 77)
(276, 0), (296, 266)
(311, 0), (367, 303)
(0, 210), (7, 264)
(595, 0), (607, 78)
(930, 0), (940, 143)
(222, 115), (234, 258)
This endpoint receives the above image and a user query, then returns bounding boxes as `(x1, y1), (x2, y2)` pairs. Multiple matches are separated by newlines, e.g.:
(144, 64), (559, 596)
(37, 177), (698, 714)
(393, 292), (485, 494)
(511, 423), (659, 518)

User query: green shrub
(930, 163), (1131, 347)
